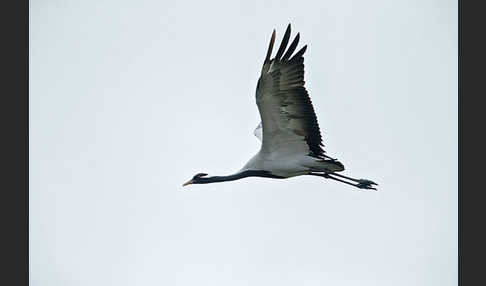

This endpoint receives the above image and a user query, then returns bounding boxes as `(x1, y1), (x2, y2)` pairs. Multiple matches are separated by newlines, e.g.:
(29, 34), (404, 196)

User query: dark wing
(255, 24), (326, 159)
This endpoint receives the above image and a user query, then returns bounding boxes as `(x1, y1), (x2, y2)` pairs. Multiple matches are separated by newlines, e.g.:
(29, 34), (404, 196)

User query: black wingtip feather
(275, 24), (291, 61)
(265, 30), (276, 63)
(281, 33), (300, 61)
(290, 45), (307, 61)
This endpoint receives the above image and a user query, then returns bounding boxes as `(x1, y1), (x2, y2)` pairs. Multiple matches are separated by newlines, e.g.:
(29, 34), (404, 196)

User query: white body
(241, 147), (343, 178)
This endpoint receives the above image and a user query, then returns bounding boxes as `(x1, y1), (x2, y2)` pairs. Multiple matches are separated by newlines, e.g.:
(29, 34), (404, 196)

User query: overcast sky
(30, 0), (457, 285)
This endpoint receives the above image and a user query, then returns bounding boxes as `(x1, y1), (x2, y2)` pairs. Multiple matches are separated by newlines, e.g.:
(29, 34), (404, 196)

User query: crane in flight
(183, 24), (377, 190)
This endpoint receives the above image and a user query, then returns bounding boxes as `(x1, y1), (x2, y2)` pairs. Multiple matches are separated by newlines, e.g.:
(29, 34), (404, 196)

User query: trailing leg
(309, 172), (378, 191)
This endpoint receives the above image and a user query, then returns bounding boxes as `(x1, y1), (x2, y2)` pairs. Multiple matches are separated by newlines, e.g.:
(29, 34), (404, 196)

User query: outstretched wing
(255, 24), (326, 159)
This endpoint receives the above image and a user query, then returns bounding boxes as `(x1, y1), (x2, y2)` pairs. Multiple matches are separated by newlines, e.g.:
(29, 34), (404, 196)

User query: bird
(183, 24), (377, 190)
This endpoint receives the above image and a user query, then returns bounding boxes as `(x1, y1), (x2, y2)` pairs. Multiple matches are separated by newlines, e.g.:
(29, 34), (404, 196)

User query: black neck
(196, 170), (284, 184)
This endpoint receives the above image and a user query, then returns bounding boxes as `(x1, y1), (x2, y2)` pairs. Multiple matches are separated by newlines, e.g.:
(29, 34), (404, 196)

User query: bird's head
(182, 173), (209, 187)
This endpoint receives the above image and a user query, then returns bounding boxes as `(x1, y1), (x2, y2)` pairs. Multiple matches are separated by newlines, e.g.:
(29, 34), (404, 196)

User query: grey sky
(30, 0), (457, 285)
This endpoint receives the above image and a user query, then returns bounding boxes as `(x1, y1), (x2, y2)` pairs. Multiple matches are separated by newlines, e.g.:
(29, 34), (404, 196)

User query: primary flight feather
(183, 24), (377, 190)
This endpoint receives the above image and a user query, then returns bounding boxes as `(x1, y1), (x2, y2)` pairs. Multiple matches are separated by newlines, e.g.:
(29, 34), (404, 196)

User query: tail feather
(320, 159), (345, 172)
(305, 158), (345, 173)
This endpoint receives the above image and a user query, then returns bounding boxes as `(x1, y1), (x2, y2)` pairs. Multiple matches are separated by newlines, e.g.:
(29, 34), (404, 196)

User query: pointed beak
(182, 179), (193, 187)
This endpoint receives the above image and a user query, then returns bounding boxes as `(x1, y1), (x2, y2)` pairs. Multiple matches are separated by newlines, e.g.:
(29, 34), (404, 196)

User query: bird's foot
(356, 179), (378, 191)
